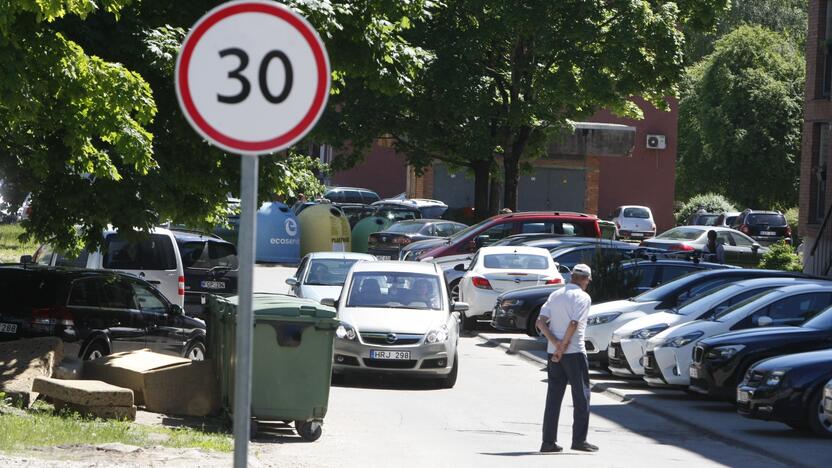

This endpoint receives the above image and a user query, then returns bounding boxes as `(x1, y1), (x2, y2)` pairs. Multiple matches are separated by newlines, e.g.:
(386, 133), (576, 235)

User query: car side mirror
(321, 298), (338, 308)
(170, 305), (184, 316)
(751, 243), (761, 252)
(452, 302), (470, 313)
(475, 235), (490, 248)
(453, 263), (466, 272)
(557, 264), (571, 275)
(19, 255), (32, 264)
(757, 316), (773, 327)
(286, 277), (298, 286)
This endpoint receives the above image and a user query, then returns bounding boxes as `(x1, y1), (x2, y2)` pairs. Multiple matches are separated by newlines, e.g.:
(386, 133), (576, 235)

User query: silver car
(286, 252), (376, 303)
(323, 261), (467, 388)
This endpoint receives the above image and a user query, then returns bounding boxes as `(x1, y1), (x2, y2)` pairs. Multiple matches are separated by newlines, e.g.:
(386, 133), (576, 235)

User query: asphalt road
(248, 265), (789, 467)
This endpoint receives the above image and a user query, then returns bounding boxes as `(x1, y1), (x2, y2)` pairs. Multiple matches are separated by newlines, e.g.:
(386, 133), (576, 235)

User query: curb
(475, 334), (810, 468)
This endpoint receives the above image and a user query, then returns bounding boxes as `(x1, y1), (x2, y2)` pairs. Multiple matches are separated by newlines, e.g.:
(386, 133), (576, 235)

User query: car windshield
(656, 227), (705, 240)
(387, 222), (426, 234)
(747, 214), (786, 226)
(802, 305), (832, 330)
(713, 291), (776, 321)
(483, 253), (549, 269)
(623, 207), (650, 219)
(305, 259), (360, 286)
(346, 272), (443, 310)
(673, 284), (733, 315)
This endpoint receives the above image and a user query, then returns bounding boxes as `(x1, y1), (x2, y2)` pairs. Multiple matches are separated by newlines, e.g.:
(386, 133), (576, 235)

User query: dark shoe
(571, 442), (599, 452)
(540, 442), (563, 453)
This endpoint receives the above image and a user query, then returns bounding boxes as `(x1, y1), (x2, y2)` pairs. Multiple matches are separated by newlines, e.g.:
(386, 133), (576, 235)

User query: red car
(399, 211), (601, 261)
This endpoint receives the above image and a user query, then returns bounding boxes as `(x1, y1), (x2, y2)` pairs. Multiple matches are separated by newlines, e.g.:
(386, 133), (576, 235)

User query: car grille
(360, 333), (423, 346)
(363, 359), (417, 369)
(693, 345), (705, 364)
(744, 370), (765, 388)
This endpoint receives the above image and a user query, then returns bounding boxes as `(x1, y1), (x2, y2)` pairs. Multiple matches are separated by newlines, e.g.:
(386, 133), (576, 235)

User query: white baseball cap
(572, 263), (592, 280)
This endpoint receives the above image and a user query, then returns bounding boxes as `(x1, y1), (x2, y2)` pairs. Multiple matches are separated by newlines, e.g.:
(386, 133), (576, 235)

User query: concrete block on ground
(83, 349), (190, 405)
(508, 337), (547, 354)
(33, 377), (134, 407)
(53, 357), (84, 380)
(53, 400), (137, 421)
(142, 360), (220, 417)
(0, 337), (64, 407)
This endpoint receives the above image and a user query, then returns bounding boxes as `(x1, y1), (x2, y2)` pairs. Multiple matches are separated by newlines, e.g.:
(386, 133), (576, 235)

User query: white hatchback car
(457, 246), (562, 330)
(611, 205), (656, 240)
(608, 277), (826, 377)
(643, 283), (832, 387)
(324, 261), (467, 388)
(286, 252), (376, 303)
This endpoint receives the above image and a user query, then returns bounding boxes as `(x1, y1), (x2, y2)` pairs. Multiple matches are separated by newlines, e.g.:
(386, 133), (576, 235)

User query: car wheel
(185, 341), (206, 361)
(82, 341), (108, 361)
(439, 352), (459, 389)
(295, 420), (323, 442)
(807, 388), (832, 438)
(525, 306), (543, 337)
(449, 280), (461, 303)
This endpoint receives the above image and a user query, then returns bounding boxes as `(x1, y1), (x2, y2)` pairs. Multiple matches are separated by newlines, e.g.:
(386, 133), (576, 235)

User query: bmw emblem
(386, 333), (398, 344)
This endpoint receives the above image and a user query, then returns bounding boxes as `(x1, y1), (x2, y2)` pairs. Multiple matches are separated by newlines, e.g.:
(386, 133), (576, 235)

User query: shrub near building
(758, 240), (803, 272)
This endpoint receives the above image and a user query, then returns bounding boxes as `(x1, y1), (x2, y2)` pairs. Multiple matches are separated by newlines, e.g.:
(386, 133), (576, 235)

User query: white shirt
(539, 283), (592, 355)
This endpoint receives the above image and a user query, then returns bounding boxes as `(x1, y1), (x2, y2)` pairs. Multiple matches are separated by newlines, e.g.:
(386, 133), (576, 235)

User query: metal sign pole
(233, 155), (259, 467)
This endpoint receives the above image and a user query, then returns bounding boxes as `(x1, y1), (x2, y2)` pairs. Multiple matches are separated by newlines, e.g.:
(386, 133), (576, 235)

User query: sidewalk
(477, 332), (832, 468)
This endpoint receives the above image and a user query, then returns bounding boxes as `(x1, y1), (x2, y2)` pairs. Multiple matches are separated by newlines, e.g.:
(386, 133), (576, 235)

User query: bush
(784, 207), (799, 243)
(758, 241), (803, 272)
(674, 193), (737, 225)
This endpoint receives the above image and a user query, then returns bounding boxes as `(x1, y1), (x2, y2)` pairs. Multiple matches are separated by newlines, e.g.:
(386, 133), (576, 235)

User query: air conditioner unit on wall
(646, 134), (666, 150)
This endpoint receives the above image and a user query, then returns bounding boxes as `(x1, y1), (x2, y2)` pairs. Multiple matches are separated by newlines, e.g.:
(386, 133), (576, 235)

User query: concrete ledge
(53, 401), (137, 421)
(33, 378), (134, 407)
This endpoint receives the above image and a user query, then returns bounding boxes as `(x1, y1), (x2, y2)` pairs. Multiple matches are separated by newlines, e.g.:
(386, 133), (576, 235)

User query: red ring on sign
(177, 2), (329, 153)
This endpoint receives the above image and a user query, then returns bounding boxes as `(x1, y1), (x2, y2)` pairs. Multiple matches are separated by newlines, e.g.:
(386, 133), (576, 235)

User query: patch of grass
(0, 402), (232, 453)
(0, 224), (38, 263)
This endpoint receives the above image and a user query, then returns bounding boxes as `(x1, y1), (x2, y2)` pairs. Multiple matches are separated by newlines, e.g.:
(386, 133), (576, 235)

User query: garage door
(432, 165), (475, 208)
(517, 168), (585, 212)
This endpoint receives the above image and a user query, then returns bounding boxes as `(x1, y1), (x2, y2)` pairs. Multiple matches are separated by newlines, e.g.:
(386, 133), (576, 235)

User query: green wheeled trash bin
(206, 293), (338, 441)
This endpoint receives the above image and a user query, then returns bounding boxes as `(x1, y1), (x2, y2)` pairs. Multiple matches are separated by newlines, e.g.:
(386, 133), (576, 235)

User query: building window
(811, 123), (830, 224)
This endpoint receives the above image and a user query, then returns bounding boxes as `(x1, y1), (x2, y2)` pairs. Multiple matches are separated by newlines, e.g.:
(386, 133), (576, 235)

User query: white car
(324, 261), (466, 388)
(457, 246), (562, 329)
(286, 252), (376, 303)
(611, 205), (656, 240)
(608, 277), (827, 377)
(32, 227), (185, 307)
(643, 283), (832, 387)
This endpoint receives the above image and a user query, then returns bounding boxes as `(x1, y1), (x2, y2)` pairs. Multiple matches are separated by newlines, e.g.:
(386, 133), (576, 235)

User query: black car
(492, 259), (732, 336)
(737, 349), (832, 437)
(172, 229), (238, 317)
(690, 303), (832, 400)
(0, 266), (206, 360)
(730, 210), (791, 246)
(324, 187), (380, 205)
(368, 219), (467, 260)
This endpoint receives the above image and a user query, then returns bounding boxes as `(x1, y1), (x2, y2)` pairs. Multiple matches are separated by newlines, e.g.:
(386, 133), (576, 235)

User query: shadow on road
(331, 373), (443, 391)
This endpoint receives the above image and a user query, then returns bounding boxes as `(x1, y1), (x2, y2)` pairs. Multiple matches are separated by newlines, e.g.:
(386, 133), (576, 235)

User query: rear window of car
(179, 241), (238, 270)
(746, 214), (786, 226)
(483, 254), (550, 270)
(623, 207), (650, 218)
(103, 234), (177, 271)
(0, 271), (60, 307)
(387, 222), (425, 234)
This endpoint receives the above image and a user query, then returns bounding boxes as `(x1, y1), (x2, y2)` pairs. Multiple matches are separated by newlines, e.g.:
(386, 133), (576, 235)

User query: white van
(32, 227), (185, 307)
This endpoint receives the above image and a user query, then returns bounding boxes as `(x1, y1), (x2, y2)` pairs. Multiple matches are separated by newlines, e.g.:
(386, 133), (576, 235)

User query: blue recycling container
(256, 202), (301, 264)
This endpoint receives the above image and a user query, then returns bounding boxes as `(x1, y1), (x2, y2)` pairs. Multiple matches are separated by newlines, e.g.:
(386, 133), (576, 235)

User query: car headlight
(706, 345), (745, 360)
(336, 323), (357, 341)
(628, 324), (669, 340)
(659, 331), (704, 348)
(426, 325), (449, 344)
(500, 298), (524, 309)
(588, 312), (621, 326)
(765, 370), (786, 387)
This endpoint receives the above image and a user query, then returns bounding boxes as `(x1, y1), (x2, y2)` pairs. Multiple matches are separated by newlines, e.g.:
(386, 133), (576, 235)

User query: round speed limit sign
(176, 1), (330, 155)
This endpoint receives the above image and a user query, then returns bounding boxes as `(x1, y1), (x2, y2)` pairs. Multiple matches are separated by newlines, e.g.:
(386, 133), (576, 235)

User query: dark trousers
(542, 352), (590, 445)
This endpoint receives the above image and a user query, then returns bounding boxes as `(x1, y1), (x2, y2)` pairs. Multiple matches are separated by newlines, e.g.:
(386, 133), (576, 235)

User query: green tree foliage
(378, 0), (728, 211)
(683, 0), (807, 63)
(758, 240), (803, 272)
(674, 193), (737, 225)
(676, 26), (805, 210)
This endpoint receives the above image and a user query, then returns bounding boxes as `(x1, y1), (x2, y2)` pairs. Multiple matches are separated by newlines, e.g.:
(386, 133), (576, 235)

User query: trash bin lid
(223, 293), (337, 320)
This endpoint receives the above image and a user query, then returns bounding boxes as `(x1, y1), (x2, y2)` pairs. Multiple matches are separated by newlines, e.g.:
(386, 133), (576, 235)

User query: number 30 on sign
(175, 0), (330, 155)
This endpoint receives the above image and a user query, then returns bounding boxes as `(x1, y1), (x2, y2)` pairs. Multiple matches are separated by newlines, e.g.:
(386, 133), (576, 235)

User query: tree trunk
(503, 155), (519, 212)
(488, 167), (501, 215)
(472, 160), (490, 219)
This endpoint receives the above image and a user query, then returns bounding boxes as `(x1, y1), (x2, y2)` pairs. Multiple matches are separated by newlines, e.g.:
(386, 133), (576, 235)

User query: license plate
(760, 231), (776, 236)
(370, 350), (410, 360)
(689, 366), (699, 379)
(737, 389), (751, 402)
(631, 232), (644, 237)
(200, 280), (226, 289)
(0, 322), (17, 334)
(377, 255), (391, 260)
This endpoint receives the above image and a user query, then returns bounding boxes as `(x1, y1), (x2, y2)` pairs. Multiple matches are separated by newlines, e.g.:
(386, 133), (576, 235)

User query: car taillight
(472, 276), (492, 290)
(178, 276), (185, 296)
(392, 236), (412, 245)
(669, 244), (695, 252)
(741, 224), (750, 234)
(546, 278), (562, 285)
(31, 307), (74, 328)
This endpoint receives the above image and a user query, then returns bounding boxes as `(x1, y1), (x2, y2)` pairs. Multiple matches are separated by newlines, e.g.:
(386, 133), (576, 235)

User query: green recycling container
(351, 216), (393, 253)
(206, 293), (338, 441)
(599, 220), (616, 239)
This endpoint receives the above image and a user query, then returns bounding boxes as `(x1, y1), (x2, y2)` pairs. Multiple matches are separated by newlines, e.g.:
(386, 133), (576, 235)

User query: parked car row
(686, 209), (791, 246)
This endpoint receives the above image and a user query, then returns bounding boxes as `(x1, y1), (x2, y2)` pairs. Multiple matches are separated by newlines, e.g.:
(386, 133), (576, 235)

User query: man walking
(536, 263), (598, 453)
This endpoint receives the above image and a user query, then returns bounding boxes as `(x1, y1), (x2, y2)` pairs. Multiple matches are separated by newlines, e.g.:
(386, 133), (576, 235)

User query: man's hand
(552, 342), (566, 362)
